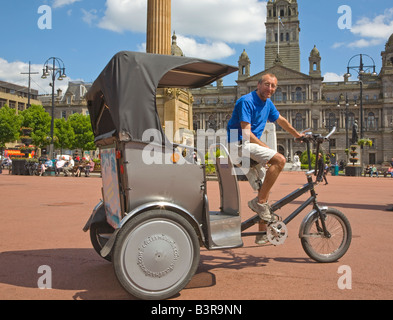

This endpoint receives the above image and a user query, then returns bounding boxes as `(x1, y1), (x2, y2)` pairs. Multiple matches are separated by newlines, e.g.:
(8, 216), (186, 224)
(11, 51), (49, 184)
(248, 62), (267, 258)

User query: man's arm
(276, 115), (303, 139)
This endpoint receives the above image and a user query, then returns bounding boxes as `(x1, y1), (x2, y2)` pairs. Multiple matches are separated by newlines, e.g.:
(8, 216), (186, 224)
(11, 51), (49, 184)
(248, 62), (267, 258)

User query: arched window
(206, 114), (217, 130)
(327, 113), (337, 131)
(367, 112), (377, 130)
(347, 112), (355, 130)
(223, 114), (231, 129)
(274, 88), (283, 103)
(295, 113), (303, 131)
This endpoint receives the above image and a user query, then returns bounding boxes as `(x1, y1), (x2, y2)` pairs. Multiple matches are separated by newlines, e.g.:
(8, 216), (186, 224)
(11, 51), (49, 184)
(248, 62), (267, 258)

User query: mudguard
(99, 201), (205, 259)
(83, 200), (106, 232)
(298, 206), (328, 239)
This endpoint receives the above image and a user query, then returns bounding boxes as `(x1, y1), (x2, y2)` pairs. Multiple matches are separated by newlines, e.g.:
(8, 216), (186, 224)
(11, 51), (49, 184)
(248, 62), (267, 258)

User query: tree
(0, 105), (22, 152)
(54, 118), (75, 154)
(68, 113), (95, 154)
(300, 150), (317, 169)
(20, 104), (51, 149)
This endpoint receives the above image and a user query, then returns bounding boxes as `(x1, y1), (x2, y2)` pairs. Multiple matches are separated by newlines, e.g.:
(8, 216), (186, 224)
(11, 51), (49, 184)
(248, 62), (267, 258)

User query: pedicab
(83, 51), (352, 300)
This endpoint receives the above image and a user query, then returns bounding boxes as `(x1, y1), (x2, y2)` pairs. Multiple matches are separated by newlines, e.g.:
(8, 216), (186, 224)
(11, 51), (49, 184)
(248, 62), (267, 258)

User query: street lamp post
(337, 94), (350, 152)
(344, 54), (377, 174)
(41, 57), (67, 158)
(344, 54), (378, 140)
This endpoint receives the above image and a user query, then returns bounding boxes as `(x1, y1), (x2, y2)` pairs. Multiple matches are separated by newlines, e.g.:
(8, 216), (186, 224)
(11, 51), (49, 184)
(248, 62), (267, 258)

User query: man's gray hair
(258, 73), (277, 84)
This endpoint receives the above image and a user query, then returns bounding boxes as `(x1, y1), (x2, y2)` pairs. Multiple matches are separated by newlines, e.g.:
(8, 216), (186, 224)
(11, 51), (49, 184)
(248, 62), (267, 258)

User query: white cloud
(82, 8), (99, 26)
(347, 38), (384, 48)
(323, 72), (344, 82)
(98, 0), (266, 43)
(0, 58), (70, 95)
(53, 0), (82, 9)
(96, 0), (267, 58)
(351, 8), (393, 40)
(98, 0), (146, 33)
(332, 8), (393, 49)
(332, 42), (345, 49)
(135, 35), (236, 60)
(338, 7), (393, 49)
(176, 35), (236, 59)
(172, 0), (266, 45)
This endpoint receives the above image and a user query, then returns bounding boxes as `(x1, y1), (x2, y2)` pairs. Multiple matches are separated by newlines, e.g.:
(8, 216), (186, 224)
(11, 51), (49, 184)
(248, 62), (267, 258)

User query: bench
(43, 167), (56, 176)
(42, 162), (98, 177)
(364, 164), (392, 177)
(73, 162), (95, 177)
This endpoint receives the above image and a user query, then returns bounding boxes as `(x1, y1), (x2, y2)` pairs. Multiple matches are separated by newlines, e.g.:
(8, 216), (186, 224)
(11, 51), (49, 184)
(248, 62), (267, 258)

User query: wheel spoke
(301, 209), (351, 262)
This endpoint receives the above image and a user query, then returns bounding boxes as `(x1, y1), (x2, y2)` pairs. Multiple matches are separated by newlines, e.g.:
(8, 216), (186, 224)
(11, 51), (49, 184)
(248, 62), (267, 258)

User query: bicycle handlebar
(295, 127), (336, 143)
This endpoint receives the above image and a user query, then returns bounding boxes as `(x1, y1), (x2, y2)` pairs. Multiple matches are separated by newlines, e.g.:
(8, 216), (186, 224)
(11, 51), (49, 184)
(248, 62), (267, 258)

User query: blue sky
(1, 0), (393, 95)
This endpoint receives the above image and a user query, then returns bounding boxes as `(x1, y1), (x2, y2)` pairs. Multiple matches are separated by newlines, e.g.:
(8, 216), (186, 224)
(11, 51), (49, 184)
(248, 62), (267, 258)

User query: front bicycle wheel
(301, 208), (351, 263)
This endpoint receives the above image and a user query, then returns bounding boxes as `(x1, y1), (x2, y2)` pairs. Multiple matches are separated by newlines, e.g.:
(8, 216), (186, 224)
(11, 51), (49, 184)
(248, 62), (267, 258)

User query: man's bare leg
(257, 153), (286, 204)
(257, 153), (286, 230)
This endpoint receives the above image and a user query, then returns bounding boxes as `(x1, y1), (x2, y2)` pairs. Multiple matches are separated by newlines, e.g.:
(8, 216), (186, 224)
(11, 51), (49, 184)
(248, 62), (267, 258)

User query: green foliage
(68, 113), (95, 152)
(204, 148), (222, 161)
(300, 150), (329, 170)
(54, 118), (75, 151)
(204, 148), (225, 174)
(2, 103), (96, 156)
(0, 105), (22, 149)
(357, 138), (373, 147)
(20, 104), (51, 148)
(300, 150), (316, 168)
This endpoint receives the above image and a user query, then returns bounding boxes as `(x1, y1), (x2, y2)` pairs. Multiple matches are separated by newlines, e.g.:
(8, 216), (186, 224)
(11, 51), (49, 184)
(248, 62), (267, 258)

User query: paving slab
(0, 171), (392, 300)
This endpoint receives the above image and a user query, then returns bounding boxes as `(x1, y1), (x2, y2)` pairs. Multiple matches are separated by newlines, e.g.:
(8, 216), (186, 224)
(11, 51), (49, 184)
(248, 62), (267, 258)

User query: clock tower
(265, 0), (301, 72)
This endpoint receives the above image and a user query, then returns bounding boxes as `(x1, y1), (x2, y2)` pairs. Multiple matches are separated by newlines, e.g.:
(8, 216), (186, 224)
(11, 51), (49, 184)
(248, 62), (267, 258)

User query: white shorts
(243, 141), (277, 166)
(229, 141), (277, 191)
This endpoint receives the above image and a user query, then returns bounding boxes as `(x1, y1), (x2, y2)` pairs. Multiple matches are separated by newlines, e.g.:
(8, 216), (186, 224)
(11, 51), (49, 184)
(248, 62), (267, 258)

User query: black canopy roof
(86, 51), (238, 143)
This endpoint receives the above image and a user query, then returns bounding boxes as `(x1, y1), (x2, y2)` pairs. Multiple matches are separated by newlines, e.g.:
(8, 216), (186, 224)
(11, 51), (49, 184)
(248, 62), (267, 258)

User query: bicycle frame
(241, 170), (329, 237)
(239, 129), (335, 239)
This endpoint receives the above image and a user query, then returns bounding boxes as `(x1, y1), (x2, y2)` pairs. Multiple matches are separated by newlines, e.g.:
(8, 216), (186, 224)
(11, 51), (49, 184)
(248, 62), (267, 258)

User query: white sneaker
(255, 234), (269, 245)
(245, 165), (266, 191)
(248, 198), (276, 222)
(245, 167), (261, 191)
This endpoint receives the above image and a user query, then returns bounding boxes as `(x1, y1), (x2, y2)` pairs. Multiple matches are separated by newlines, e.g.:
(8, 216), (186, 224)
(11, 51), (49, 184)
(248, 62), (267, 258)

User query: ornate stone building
(191, 0), (393, 165)
(40, 81), (92, 119)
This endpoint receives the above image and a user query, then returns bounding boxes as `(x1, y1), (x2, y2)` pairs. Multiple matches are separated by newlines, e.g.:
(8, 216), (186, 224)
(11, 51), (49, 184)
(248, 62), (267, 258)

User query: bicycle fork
(308, 178), (331, 239)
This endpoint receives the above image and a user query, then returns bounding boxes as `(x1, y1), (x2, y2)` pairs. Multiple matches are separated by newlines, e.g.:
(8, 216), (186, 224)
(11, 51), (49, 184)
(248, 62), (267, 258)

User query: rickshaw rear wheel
(113, 209), (200, 300)
(90, 221), (115, 262)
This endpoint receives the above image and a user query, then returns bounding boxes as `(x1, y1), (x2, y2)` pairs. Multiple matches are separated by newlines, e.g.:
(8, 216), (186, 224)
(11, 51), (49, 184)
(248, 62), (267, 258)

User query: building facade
(0, 80), (41, 112)
(191, 0), (393, 166)
(39, 81), (92, 119)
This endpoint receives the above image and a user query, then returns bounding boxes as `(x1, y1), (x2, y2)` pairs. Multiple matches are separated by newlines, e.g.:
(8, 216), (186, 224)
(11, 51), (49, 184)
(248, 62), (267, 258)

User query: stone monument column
(146, 0), (171, 55)
(146, 0), (194, 145)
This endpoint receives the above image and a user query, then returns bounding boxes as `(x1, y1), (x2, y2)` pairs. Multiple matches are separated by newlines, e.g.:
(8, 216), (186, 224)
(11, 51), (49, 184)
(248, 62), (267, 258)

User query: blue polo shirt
(227, 91), (280, 142)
